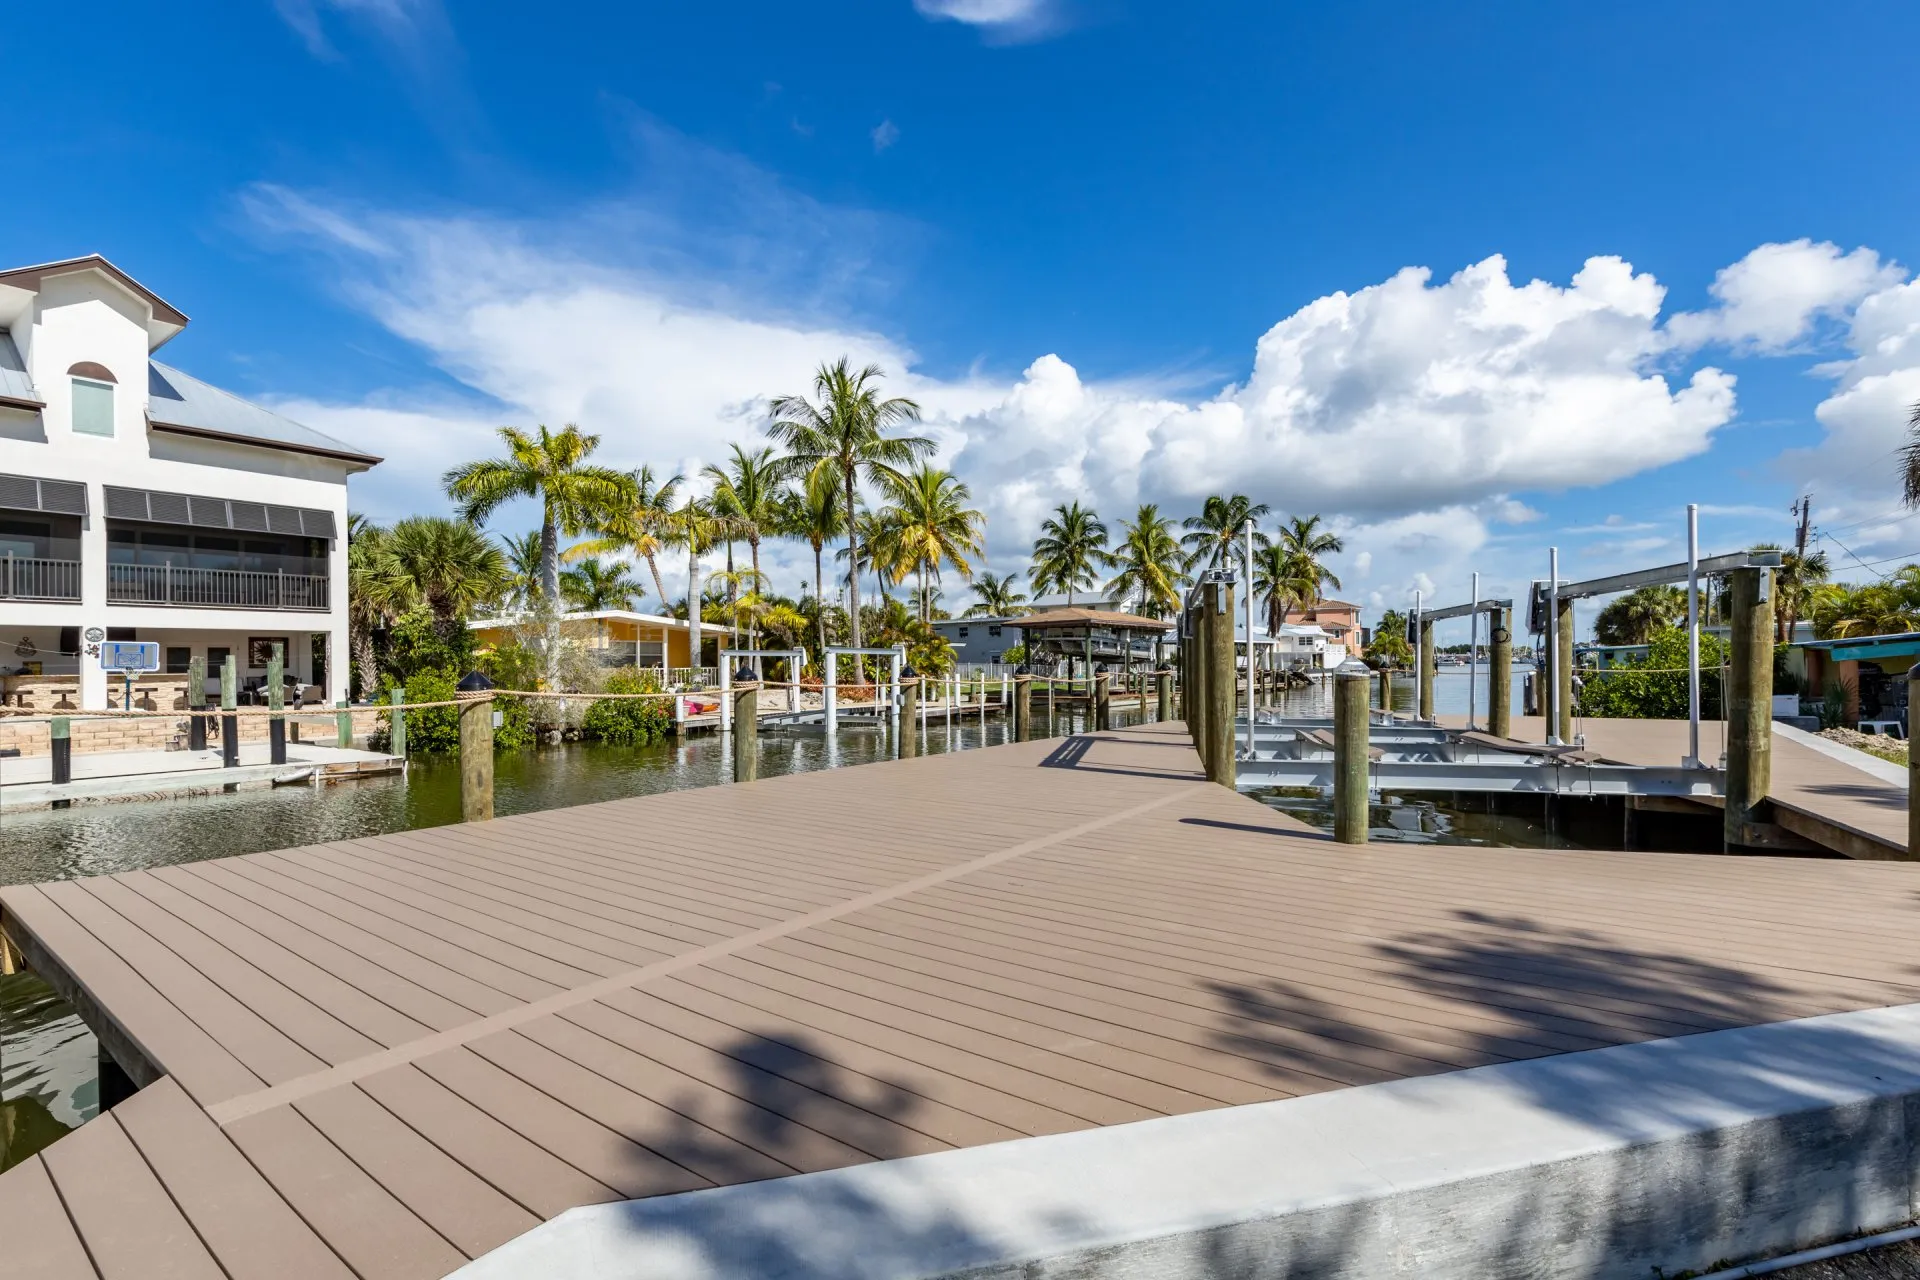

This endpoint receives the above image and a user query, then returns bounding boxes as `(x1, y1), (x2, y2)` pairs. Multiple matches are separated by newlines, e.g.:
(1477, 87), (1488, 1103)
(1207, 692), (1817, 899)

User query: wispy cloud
(871, 119), (901, 153)
(912, 0), (1067, 42)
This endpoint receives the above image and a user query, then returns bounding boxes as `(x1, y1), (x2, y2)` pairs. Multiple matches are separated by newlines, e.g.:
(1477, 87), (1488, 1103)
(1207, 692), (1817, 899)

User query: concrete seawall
(456, 1003), (1920, 1280)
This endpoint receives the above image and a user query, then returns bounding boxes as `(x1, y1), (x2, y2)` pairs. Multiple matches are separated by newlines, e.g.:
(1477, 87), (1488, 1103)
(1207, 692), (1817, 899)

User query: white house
(0, 255), (377, 711)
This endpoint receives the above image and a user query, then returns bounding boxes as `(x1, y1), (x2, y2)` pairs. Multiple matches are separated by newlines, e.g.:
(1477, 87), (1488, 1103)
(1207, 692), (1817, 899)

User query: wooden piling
(221, 656), (239, 768)
(1157, 669), (1173, 722)
(1488, 607), (1512, 738)
(900, 677), (921, 756)
(459, 693), (495, 822)
(1725, 567), (1774, 848)
(1378, 667), (1393, 716)
(334, 698), (351, 749)
(50, 715), (71, 785)
(1555, 596), (1576, 744)
(267, 643), (287, 765)
(1205, 582), (1235, 788)
(390, 686), (407, 759)
(732, 682), (759, 782)
(1910, 664), (1920, 859)
(1190, 607), (1210, 771)
(1014, 675), (1032, 742)
(1418, 618), (1436, 721)
(1334, 671), (1370, 844)
(187, 654), (207, 750)
(1094, 671), (1111, 731)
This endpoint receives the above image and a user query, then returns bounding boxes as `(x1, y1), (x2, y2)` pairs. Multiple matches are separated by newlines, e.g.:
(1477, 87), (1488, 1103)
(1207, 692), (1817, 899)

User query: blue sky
(9, 1), (1920, 639)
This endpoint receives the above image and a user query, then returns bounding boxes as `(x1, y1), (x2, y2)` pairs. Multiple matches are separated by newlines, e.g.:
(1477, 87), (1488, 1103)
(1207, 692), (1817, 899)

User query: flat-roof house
(0, 256), (378, 711)
(1006, 606), (1175, 676)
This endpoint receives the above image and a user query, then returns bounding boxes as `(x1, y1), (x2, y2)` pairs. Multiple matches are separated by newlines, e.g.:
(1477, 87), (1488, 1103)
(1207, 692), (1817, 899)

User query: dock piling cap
(734, 663), (760, 682)
(456, 670), (495, 693)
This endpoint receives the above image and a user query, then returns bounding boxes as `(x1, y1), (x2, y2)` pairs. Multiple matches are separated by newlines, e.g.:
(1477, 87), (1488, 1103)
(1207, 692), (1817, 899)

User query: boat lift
(718, 649), (804, 733)
(822, 646), (905, 737)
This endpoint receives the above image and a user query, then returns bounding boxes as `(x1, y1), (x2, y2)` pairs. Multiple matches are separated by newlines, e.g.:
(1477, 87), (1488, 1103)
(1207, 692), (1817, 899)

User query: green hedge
(581, 668), (671, 746)
(378, 667), (534, 754)
(1575, 627), (1725, 720)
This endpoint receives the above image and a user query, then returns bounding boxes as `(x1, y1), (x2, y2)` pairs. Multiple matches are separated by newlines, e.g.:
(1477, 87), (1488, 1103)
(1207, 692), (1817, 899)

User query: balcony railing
(107, 563), (330, 611)
(0, 555), (82, 602)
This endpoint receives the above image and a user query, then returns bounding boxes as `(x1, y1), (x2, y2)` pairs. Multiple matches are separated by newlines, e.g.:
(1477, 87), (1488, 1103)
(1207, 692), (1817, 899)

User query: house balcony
(0, 555), (82, 603)
(107, 563), (330, 612)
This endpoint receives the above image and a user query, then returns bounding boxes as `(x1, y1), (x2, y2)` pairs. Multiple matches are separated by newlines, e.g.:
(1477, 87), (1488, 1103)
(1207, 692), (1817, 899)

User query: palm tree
(560, 556), (644, 612)
(346, 515), (407, 698)
(498, 530), (544, 611)
(1104, 504), (1185, 618)
(1251, 541), (1312, 635)
(566, 465), (682, 606)
(777, 468), (846, 662)
(1180, 494), (1272, 572)
(841, 509), (904, 605)
(384, 516), (509, 643)
(1903, 402), (1920, 508)
(1273, 514), (1344, 621)
(765, 358), (933, 661)
(1594, 584), (1687, 645)
(442, 424), (635, 607)
(667, 493), (722, 671)
(1031, 502), (1110, 605)
(1773, 544), (1831, 642)
(704, 445), (786, 650)
(964, 571), (1030, 618)
(880, 464), (985, 624)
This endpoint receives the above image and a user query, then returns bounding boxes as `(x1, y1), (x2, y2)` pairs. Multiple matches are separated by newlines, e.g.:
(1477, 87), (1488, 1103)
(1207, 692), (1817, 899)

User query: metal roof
(0, 329), (37, 408)
(147, 362), (381, 466)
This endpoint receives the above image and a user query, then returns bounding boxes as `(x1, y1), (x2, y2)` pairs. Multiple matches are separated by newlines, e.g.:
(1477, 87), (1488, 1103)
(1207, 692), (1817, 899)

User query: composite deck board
(5, 718), (1920, 1279)
(0, 1156), (99, 1280)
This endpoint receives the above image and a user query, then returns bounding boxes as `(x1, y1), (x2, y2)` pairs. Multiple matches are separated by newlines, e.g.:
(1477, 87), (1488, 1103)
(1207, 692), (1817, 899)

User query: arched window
(68, 362), (115, 437)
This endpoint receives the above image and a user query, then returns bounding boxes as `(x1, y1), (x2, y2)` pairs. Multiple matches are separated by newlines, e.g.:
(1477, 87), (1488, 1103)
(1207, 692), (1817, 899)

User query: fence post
(1334, 670), (1370, 844)
(732, 681), (759, 782)
(390, 685), (407, 760)
(50, 715), (71, 785)
(187, 654), (207, 751)
(457, 675), (495, 822)
(900, 676), (921, 758)
(334, 698), (351, 749)
(1205, 582), (1235, 788)
(1725, 567), (1774, 849)
(221, 655), (239, 768)
(267, 642), (287, 765)
(1489, 607), (1513, 738)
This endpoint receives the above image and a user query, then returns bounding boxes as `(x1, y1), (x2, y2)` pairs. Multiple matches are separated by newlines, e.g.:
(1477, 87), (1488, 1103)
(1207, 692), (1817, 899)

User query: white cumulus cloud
(1667, 239), (1905, 354)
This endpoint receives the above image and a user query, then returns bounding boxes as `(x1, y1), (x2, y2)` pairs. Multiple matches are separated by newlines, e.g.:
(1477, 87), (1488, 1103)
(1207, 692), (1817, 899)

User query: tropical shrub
(1576, 627), (1726, 720)
(582, 667), (671, 745)
(380, 607), (475, 683)
(998, 643), (1026, 666)
(376, 666), (534, 754)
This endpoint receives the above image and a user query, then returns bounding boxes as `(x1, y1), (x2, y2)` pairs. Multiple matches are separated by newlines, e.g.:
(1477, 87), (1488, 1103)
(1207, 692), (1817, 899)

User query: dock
(0, 741), (404, 811)
(4, 719), (1920, 1278)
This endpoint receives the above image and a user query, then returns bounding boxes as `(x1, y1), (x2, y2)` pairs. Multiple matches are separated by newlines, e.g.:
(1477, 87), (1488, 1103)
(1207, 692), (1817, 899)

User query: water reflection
(0, 973), (94, 1172)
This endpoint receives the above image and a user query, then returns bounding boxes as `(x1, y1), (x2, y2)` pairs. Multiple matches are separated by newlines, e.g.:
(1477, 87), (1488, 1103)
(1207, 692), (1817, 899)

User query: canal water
(0, 671), (1580, 1172)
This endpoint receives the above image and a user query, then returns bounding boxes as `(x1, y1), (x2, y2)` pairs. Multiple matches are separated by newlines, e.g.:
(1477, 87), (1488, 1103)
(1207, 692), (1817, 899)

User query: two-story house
(0, 255), (377, 712)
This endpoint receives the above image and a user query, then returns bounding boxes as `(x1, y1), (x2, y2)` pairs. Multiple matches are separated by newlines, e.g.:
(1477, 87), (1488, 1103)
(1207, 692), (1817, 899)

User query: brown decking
(6, 720), (1920, 1279)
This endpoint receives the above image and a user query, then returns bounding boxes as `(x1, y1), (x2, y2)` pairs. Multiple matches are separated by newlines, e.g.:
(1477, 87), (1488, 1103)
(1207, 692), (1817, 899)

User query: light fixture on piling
(734, 662), (760, 683)
(456, 670), (495, 693)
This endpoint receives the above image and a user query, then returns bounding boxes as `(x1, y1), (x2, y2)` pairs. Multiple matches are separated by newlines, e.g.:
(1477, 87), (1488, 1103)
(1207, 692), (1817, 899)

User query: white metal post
(824, 653), (838, 737)
(1686, 503), (1702, 768)
(719, 662), (732, 733)
(1467, 571), (1480, 731)
(1244, 518), (1256, 757)
(1546, 547), (1561, 746)
(1412, 589), (1423, 722)
(890, 650), (902, 727)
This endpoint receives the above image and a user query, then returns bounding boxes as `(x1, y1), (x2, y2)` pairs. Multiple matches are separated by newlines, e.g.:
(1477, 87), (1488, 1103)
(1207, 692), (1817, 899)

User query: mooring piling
(1555, 592), (1576, 745)
(1418, 615), (1436, 721)
(901, 675), (921, 757)
(267, 643), (287, 765)
(1378, 666), (1393, 716)
(732, 681), (759, 782)
(1334, 670), (1370, 844)
(1157, 668), (1173, 722)
(1204, 578), (1235, 788)
(50, 715), (71, 785)
(1095, 670), (1111, 731)
(220, 655), (239, 768)
(187, 654), (207, 750)
(458, 671), (495, 823)
(1014, 673), (1032, 741)
(1489, 607), (1512, 738)
(1725, 565), (1774, 848)
(390, 686), (407, 759)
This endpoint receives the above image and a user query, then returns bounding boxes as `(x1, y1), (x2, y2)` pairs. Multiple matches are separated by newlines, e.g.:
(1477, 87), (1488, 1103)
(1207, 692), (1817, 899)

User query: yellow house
(467, 609), (719, 672)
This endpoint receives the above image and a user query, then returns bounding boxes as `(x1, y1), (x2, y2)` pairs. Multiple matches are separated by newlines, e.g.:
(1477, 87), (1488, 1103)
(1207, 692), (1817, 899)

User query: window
(206, 647), (231, 677)
(165, 647), (191, 674)
(71, 378), (115, 437)
(988, 625), (1002, 637)
(957, 626), (969, 638)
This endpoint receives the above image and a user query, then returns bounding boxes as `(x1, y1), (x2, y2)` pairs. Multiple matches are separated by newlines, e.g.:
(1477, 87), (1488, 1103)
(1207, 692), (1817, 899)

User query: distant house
(1005, 607), (1175, 676)
(930, 616), (1020, 665)
(469, 609), (731, 674)
(0, 255), (377, 711)
(1294, 598), (1365, 649)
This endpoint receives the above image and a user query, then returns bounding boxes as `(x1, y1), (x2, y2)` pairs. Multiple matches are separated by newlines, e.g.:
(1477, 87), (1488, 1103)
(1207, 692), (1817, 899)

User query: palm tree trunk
(844, 470), (864, 683)
(813, 543), (826, 670)
(749, 538), (762, 652)
(353, 628), (379, 703)
(645, 553), (667, 611)
(539, 517), (560, 604)
(688, 541), (703, 676)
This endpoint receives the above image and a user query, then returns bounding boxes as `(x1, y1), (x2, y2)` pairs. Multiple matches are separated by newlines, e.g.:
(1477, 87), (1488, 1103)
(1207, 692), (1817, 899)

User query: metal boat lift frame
(718, 649), (805, 732)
